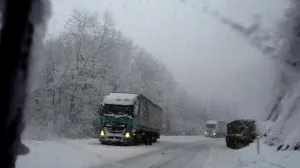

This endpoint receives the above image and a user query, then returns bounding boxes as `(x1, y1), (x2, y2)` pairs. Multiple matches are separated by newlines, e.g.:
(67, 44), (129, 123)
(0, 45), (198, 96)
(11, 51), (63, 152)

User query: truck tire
(143, 138), (148, 145)
(132, 138), (138, 145)
(143, 133), (149, 145)
(143, 132), (153, 145)
(148, 135), (152, 145)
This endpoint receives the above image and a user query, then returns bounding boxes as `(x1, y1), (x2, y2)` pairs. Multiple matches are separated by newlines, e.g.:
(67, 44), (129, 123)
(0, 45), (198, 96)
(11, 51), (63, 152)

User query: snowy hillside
(196, 0), (300, 149)
(264, 0), (300, 148)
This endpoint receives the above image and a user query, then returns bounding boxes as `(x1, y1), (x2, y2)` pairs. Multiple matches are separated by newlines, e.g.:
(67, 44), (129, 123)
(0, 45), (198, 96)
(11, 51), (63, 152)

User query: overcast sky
(48, 0), (289, 119)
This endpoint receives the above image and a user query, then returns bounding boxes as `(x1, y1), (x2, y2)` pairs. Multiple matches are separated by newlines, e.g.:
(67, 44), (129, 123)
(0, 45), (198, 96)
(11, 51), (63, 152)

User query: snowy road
(98, 140), (213, 168)
(17, 136), (298, 168)
(17, 136), (212, 168)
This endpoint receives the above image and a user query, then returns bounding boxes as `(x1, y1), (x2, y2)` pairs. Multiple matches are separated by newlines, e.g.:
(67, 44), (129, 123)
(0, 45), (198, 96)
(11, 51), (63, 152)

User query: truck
(98, 92), (163, 145)
(204, 120), (227, 138)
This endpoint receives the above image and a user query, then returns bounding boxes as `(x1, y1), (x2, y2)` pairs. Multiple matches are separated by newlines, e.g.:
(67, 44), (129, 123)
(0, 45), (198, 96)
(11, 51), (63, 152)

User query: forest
(24, 10), (214, 139)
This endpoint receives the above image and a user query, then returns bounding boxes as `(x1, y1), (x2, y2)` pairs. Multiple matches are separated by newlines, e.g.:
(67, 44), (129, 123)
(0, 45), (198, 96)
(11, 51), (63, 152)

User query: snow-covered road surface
(16, 136), (299, 168)
(99, 140), (213, 168)
(17, 136), (210, 168)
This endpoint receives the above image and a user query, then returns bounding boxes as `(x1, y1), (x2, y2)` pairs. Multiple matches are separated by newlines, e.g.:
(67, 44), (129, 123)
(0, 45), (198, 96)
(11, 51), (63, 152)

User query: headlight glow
(125, 132), (130, 138)
(100, 130), (105, 136)
(213, 132), (216, 135)
(204, 132), (207, 134)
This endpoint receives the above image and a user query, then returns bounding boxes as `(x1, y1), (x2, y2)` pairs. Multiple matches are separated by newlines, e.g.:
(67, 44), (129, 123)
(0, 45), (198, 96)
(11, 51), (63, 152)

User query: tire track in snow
(94, 141), (201, 168)
(120, 140), (212, 168)
(95, 139), (213, 168)
(153, 142), (211, 168)
(120, 139), (211, 164)
(148, 145), (202, 168)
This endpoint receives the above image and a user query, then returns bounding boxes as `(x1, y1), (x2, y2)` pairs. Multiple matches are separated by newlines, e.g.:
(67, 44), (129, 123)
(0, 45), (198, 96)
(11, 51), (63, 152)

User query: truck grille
(105, 123), (126, 133)
(107, 136), (122, 140)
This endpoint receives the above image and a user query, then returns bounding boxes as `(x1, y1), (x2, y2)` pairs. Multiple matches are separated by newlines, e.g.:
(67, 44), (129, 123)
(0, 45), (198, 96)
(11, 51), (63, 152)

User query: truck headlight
(100, 130), (105, 136)
(213, 132), (216, 135)
(125, 132), (130, 138)
(204, 132), (207, 135)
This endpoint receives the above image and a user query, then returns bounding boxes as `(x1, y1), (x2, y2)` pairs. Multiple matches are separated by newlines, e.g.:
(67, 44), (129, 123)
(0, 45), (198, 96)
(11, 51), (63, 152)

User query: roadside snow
(16, 140), (107, 168)
(203, 138), (298, 168)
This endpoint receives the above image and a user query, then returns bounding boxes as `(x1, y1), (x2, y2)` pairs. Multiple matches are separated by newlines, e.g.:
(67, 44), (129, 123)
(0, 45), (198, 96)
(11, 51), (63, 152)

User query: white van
(204, 120), (227, 137)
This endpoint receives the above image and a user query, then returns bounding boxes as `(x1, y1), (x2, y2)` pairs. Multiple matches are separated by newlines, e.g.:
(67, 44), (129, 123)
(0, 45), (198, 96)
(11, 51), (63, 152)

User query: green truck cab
(98, 92), (163, 145)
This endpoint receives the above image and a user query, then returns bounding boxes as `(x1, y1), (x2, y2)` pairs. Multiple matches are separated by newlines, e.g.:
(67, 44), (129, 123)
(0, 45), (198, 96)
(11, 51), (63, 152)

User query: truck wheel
(143, 136), (148, 145)
(132, 138), (137, 146)
(148, 136), (152, 145)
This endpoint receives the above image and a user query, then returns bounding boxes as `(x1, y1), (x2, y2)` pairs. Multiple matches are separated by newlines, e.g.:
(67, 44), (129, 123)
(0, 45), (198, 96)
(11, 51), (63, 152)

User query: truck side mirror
(98, 105), (103, 116)
(134, 105), (139, 116)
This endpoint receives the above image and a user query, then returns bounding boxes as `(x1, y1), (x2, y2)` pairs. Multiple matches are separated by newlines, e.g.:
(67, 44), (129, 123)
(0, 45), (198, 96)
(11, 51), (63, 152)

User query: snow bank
(256, 120), (274, 136)
(204, 139), (298, 168)
(16, 140), (109, 168)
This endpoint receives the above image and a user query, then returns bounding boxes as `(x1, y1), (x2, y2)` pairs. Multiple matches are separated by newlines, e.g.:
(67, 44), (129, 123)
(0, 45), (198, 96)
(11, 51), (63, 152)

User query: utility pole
(257, 135), (260, 155)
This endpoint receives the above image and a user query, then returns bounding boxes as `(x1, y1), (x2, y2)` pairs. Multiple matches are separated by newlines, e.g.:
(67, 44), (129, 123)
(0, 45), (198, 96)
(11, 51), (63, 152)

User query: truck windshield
(206, 124), (216, 129)
(102, 104), (134, 116)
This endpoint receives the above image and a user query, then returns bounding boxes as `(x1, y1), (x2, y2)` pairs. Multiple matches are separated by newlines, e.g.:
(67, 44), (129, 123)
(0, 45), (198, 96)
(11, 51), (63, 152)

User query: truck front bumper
(204, 131), (217, 137)
(99, 136), (133, 145)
